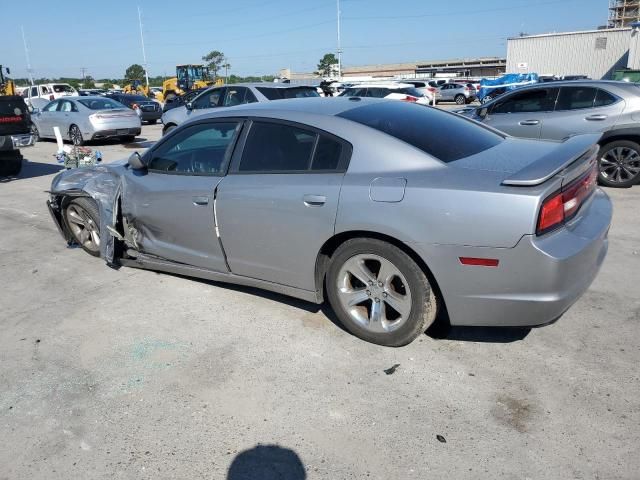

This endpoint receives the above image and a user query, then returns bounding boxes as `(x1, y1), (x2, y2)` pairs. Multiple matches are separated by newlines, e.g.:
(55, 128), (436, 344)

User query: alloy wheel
(336, 254), (412, 334)
(66, 204), (100, 253)
(599, 147), (640, 184)
(70, 125), (83, 146)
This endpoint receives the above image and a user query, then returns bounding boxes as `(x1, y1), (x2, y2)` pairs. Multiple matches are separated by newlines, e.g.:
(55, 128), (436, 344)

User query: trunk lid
(0, 96), (31, 136)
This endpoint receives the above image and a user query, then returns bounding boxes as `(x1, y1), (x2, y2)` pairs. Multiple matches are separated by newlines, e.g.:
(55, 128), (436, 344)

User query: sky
(2, 0), (607, 80)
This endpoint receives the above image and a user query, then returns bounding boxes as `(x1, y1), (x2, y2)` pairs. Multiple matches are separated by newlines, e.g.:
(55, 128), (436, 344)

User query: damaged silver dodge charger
(47, 98), (612, 347)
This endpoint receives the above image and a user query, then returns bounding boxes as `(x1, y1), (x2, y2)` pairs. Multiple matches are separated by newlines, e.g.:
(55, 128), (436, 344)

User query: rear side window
(555, 87), (598, 110)
(594, 89), (617, 107)
(365, 88), (391, 98)
(239, 122), (315, 172)
(338, 102), (503, 163)
(256, 87), (320, 100)
(238, 122), (348, 173)
(492, 88), (559, 113)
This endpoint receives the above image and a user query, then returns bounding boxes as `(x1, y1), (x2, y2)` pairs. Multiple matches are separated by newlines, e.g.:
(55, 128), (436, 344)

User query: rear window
(0, 96), (27, 115)
(78, 98), (125, 110)
(256, 86), (320, 100)
(338, 102), (503, 163)
(397, 87), (425, 97)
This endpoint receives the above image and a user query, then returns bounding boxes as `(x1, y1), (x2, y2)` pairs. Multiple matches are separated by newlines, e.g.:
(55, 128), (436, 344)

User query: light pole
(336, 0), (342, 79)
(138, 6), (150, 89)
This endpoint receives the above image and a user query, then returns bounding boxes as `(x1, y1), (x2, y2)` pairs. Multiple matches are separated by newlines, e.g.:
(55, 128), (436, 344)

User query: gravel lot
(1, 121), (639, 479)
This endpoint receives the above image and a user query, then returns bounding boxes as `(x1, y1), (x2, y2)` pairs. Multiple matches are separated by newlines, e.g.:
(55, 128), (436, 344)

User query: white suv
(22, 83), (78, 109)
(338, 83), (434, 104)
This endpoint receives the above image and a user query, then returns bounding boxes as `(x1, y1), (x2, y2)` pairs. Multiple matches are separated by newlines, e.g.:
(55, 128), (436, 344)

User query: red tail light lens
(49, 95), (54, 100)
(132, 103), (139, 109)
(536, 163), (598, 235)
(428, 87), (437, 93)
(404, 96), (418, 102)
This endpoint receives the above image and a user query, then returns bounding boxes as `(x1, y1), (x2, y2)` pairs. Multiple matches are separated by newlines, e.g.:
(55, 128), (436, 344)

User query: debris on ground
(384, 364), (401, 375)
(436, 435), (447, 443)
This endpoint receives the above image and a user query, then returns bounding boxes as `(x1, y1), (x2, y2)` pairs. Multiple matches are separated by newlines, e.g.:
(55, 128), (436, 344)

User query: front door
(216, 120), (350, 291)
(123, 120), (242, 271)
(183, 87), (225, 122)
(483, 87), (559, 139)
(36, 100), (61, 137)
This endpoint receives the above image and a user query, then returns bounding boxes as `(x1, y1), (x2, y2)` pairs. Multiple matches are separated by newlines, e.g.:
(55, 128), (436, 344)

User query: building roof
(509, 27), (632, 41)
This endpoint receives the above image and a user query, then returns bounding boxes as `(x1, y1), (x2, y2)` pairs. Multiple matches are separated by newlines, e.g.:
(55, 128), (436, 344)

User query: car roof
(345, 83), (413, 89)
(513, 79), (637, 91)
(219, 82), (317, 89)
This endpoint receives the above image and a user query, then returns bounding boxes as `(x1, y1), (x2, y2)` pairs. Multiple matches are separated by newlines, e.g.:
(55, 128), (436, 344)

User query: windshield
(53, 84), (75, 93)
(78, 98), (125, 110)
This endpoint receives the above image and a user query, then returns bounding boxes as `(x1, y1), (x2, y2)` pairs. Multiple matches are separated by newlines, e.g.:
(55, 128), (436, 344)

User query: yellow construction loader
(122, 79), (150, 97)
(160, 64), (222, 102)
(0, 65), (16, 96)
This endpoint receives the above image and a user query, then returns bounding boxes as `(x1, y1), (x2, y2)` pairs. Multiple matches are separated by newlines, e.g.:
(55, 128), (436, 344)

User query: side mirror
(128, 152), (146, 170)
(477, 107), (488, 119)
(30, 107), (40, 114)
(186, 102), (193, 111)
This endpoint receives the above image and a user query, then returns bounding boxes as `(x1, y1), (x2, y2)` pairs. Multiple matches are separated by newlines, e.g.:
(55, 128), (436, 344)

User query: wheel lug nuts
(383, 292), (388, 298)
(368, 281), (374, 286)
(366, 290), (371, 296)
(374, 298), (380, 303)
(377, 281), (383, 287)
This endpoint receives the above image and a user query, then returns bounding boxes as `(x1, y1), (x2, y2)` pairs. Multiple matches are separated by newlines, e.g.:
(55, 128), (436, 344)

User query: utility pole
(81, 67), (86, 83)
(138, 6), (150, 88)
(336, 0), (342, 79)
(21, 26), (34, 86)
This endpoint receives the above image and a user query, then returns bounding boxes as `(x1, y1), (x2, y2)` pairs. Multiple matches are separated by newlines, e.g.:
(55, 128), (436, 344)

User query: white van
(22, 83), (78, 109)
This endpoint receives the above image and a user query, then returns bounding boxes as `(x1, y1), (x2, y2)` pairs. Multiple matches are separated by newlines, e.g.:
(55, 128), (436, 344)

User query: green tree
(316, 53), (338, 77)
(124, 64), (145, 81)
(82, 76), (96, 89)
(202, 50), (226, 80)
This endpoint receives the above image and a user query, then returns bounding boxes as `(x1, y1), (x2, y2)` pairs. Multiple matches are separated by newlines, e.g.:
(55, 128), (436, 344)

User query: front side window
(223, 87), (251, 107)
(193, 89), (223, 109)
(340, 87), (367, 97)
(555, 87), (598, 111)
(31, 86), (38, 97)
(43, 101), (60, 112)
(366, 88), (391, 98)
(148, 122), (240, 175)
(59, 100), (78, 112)
(491, 88), (559, 114)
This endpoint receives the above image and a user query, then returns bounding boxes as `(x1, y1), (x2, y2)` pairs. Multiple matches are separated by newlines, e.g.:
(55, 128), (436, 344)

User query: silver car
(437, 83), (477, 104)
(461, 80), (640, 187)
(32, 96), (141, 145)
(47, 98), (611, 347)
(161, 83), (320, 135)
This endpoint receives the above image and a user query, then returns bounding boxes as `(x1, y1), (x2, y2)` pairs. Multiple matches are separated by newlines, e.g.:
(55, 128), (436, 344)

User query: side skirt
(119, 253), (322, 304)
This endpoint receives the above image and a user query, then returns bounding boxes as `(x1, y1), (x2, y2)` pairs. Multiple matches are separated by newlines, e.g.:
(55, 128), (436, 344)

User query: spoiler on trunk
(502, 134), (601, 186)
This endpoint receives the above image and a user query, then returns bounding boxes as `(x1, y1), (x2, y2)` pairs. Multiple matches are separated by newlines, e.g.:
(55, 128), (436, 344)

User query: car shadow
(0, 159), (64, 182)
(227, 444), (306, 480)
(431, 325), (531, 343)
(36, 136), (154, 148)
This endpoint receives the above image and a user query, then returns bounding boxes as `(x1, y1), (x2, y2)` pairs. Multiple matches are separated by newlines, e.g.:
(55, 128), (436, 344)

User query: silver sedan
(32, 96), (141, 145)
(47, 99), (611, 346)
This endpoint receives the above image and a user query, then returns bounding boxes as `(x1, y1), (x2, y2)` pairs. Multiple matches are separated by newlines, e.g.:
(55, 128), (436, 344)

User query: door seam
(213, 186), (231, 272)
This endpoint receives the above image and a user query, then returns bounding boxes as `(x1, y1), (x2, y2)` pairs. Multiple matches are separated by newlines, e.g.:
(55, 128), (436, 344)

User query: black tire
(0, 151), (23, 177)
(121, 135), (136, 143)
(162, 124), (177, 136)
(326, 238), (438, 347)
(69, 124), (84, 146)
(454, 94), (466, 105)
(64, 197), (101, 257)
(148, 119), (157, 125)
(597, 140), (640, 188)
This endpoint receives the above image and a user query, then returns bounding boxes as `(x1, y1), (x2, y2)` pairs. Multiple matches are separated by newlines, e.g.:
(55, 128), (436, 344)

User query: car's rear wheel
(598, 140), (640, 188)
(0, 151), (23, 177)
(69, 124), (84, 146)
(148, 119), (157, 125)
(64, 197), (101, 257)
(122, 135), (136, 143)
(454, 94), (466, 105)
(326, 238), (438, 347)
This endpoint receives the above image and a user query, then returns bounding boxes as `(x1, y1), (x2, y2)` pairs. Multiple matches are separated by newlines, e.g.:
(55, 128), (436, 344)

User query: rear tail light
(49, 95), (54, 100)
(132, 103), (139, 109)
(428, 87), (437, 93)
(536, 163), (598, 235)
(404, 95), (418, 102)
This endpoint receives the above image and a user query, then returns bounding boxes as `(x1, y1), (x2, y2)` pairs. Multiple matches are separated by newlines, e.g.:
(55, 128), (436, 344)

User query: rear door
(216, 120), (350, 290)
(123, 120), (242, 271)
(539, 86), (624, 140)
(483, 87), (559, 139)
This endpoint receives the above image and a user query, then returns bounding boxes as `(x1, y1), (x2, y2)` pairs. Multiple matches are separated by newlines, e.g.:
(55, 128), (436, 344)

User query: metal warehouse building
(507, 27), (640, 79)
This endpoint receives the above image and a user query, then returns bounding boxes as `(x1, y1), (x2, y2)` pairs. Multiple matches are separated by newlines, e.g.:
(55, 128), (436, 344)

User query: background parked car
(462, 80), (640, 187)
(161, 83), (319, 135)
(22, 83), (78, 109)
(107, 93), (162, 124)
(31, 96), (141, 145)
(437, 83), (477, 104)
(401, 80), (441, 102)
(339, 83), (433, 104)
(162, 87), (208, 113)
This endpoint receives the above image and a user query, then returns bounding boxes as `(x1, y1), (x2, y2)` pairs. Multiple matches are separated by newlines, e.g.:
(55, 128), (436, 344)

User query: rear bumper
(140, 111), (162, 121)
(0, 133), (35, 151)
(91, 128), (141, 140)
(413, 189), (612, 327)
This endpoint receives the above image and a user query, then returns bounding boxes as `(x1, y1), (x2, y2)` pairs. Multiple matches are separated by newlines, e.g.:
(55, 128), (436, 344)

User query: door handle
(192, 196), (209, 205)
(519, 120), (540, 126)
(585, 114), (607, 121)
(303, 194), (326, 207)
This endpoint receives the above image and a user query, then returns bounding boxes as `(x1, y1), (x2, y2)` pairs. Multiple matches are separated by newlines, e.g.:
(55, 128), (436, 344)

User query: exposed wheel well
(599, 135), (640, 148)
(315, 231), (449, 327)
(162, 123), (177, 135)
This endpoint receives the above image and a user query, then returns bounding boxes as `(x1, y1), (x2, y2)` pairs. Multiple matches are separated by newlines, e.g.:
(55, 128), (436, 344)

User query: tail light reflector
(536, 163), (598, 235)
(459, 257), (500, 267)
(404, 95), (418, 102)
